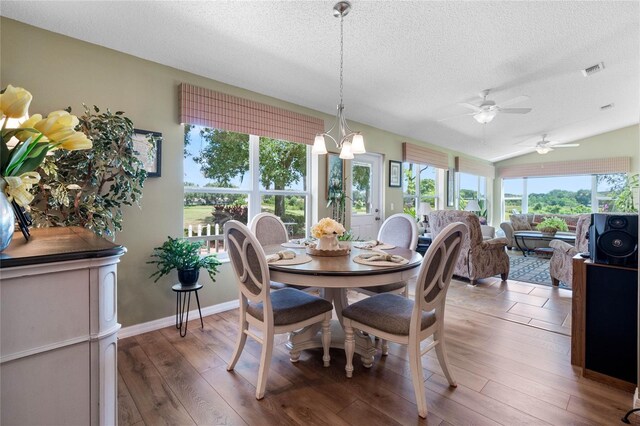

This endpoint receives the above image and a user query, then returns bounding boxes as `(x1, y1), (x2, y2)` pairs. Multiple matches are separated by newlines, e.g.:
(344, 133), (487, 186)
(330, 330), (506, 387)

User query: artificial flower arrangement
(311, 217), (346, 239)
(1, 84), (92, 207)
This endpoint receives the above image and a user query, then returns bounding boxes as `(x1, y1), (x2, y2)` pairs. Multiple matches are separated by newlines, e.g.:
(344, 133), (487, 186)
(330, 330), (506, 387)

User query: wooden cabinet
(0, 227), (125, 425)
(571, 257), (637, 391)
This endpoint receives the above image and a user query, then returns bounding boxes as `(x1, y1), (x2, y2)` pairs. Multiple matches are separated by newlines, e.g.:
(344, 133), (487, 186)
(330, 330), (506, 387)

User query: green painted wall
(1, 18), (480, 327)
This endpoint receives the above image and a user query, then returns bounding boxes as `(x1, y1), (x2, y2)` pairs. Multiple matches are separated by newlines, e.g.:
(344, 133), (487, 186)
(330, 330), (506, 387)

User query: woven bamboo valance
(455, 156), (495, 178)
(497, 156), (631, 178)
(402, 142), (449, 169)
(179, 83), (324, 145)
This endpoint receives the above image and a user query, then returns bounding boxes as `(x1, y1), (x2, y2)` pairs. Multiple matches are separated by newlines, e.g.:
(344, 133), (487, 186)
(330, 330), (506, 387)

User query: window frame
(183, 128), (312, 250)
(402, 162), (440, 214)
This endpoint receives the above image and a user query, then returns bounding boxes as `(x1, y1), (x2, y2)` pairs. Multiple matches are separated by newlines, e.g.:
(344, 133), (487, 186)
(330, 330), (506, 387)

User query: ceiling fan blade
(437, 112), (475, 122)
(458, 102), (482, 112)
(554, 144), (580, 148)
(497, 95), (529, 107)
(498, 107), (532, 114)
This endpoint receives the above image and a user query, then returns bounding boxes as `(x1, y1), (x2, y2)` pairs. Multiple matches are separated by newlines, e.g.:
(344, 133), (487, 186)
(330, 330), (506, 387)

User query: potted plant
(536, 216), (569, 236)
(148, 236), (221, 286)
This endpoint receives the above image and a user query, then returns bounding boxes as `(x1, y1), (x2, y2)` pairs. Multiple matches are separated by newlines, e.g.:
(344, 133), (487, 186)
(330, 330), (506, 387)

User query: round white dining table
(264, 242), (423, 366)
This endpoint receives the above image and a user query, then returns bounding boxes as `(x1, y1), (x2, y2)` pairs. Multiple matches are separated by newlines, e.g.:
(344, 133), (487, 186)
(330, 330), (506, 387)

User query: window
(501, 173), (628, 220)
(403, 162), (439, 216)
(184, 125), (310, 251)
(457, 172), (486, 209)
(503, 178), (524, 220)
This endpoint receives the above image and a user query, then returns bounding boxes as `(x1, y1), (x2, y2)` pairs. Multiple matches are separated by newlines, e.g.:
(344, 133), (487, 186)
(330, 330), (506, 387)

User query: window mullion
(248, 135), (261, 221)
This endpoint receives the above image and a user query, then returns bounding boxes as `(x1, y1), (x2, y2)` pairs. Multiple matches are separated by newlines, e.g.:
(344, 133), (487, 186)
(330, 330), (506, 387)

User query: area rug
(500, 254), (555, 287)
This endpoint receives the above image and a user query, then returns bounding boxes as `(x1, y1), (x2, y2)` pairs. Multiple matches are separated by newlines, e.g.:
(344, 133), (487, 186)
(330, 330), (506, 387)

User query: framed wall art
(389, 160), (402, 188)
(132, 129), (162, 178)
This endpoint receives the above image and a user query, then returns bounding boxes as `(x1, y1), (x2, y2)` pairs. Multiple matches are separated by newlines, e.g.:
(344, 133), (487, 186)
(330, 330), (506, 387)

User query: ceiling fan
(534, 134), (580, 154)
(439, 89), (532, 124)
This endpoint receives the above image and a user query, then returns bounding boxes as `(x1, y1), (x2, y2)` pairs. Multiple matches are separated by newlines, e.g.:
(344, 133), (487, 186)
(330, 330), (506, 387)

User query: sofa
(549, 214), (591, 287)
(429, 210), (510, 285)
(500, 213), (581, 250)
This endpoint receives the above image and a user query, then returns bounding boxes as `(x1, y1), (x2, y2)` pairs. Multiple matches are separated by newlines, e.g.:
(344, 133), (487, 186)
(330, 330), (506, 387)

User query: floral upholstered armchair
(428, 210), (510, 285)
(549, 214), (591, 287)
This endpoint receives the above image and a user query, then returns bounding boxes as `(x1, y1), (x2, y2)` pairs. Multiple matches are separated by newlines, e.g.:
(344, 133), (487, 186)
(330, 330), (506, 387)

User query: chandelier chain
(339, 12), (344, 105)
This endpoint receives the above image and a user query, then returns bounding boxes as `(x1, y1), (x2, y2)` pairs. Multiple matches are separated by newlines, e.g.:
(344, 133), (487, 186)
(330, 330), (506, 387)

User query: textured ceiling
(2, 1), (638, 162)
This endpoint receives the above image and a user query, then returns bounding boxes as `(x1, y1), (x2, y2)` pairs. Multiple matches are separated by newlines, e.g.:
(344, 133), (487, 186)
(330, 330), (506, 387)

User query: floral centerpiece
(310, 217), (345, 251)
(0, 85), (92, 250)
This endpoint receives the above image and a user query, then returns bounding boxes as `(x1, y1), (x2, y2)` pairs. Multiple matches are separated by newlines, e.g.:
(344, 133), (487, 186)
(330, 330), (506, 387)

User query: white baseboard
(118, 299), (239, 339)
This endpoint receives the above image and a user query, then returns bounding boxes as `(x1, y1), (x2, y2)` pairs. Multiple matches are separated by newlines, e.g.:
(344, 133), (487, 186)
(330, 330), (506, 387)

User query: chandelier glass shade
(312, 1), (365, 160)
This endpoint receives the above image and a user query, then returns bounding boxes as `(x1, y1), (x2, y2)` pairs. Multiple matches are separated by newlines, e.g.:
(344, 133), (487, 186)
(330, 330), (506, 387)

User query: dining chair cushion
(269, 281), (287, 290)
(362, 281), (407, 294)
(342, 293), (436, 335)
(247, 287), (333, 326)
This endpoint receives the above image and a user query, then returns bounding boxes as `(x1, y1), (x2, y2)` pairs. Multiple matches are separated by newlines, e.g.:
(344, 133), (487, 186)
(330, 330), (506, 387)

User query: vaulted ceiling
(2, 1), (638, 161)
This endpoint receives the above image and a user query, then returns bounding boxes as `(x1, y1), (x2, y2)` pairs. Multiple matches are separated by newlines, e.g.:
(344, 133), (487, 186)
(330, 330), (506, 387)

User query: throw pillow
(510, 214), (531, 231)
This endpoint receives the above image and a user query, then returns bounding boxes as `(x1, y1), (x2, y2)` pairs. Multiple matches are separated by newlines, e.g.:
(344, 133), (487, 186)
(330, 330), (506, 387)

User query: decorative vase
(0, 180), (15, 252)
(178, 268), (199, 286)
(316, 235), (339, 251)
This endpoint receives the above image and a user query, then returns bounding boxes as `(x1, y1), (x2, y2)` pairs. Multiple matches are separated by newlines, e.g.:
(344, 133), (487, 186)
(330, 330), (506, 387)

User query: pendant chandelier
(312, 1), (365, 160)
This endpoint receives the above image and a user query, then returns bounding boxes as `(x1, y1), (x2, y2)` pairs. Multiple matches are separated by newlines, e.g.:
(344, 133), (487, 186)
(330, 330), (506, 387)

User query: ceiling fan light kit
(440, 89), (532, 124)
(312, 0), (365, 160)
(533, 134), (580, 154)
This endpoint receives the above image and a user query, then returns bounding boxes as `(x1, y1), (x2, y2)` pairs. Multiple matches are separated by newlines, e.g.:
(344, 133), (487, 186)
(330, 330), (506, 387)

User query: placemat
(268, 254), (312, 265)
(281, 242), (306, 248)
(353, 242), (396, 250)
(352, 254), (408, 266)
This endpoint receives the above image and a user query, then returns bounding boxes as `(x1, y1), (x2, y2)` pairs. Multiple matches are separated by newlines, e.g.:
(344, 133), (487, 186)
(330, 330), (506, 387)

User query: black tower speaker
(589, 213), (638, 268)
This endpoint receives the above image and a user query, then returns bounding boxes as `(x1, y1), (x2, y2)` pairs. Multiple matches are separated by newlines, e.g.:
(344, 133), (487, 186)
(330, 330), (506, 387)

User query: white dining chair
(249, 212), (289, 246)
(343, 222), (467, 418)
(356, 213), (418, 297)
(249, 212), (313, 292)
(224, 220), (333, 399)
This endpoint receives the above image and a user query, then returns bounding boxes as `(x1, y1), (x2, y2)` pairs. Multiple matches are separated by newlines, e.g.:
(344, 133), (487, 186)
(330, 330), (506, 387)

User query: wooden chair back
(224, 220), (271, 308)
(249, 212), (289, 246)
(414, 222), (466, 316)
(378, 213), (419, 249)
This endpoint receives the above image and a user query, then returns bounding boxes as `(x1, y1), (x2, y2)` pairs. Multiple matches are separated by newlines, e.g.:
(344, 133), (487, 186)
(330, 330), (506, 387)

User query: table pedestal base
(285, 287), (377, 366)
(285, 320), (377, 366)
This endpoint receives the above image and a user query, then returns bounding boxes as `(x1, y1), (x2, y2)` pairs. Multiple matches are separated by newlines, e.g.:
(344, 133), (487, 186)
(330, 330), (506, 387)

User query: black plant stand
(172, 283), (204, 337)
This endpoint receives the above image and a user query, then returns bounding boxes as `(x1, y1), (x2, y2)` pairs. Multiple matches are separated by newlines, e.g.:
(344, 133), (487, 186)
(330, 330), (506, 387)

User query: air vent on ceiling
(582, 62), (605, 77)
(600, 103), (615, 110)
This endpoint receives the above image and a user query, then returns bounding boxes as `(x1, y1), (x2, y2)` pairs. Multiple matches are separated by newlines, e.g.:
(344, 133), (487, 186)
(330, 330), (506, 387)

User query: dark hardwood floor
(118, 279), (639, 425)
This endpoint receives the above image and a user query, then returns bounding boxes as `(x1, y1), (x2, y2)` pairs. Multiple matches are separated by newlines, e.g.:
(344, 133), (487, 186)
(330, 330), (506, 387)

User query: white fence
(185, 224), (225, 253)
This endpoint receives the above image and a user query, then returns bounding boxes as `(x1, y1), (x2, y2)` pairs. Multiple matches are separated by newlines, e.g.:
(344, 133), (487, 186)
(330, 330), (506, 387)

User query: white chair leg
(344, 321), (355, 378)
(227, 321), (248, 371)
(321, 314), (331, 367)
(434, 331), (457, 387)
(408, 338), (428, 418)
(255, 332), (274, 400)
(381, 339), (389, 356)
(403, 284), (409, 298)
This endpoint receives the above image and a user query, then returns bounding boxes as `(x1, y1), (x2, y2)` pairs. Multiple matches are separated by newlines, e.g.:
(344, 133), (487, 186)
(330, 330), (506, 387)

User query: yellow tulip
(15, 114), (46, 142)
(0, 85), (32, 119)
(58, 131), (92, 150)
(34, 110), (79, 141)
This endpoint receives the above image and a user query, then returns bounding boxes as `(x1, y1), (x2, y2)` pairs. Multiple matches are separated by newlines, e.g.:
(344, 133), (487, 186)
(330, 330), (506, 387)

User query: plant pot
(316, 235), (340, 251)
(539, 228), (557, 237)
(178, 268), (199, 286)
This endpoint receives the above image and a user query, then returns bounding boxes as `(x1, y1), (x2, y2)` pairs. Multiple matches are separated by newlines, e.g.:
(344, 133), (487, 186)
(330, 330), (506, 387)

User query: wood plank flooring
(118, 278), (638, 425)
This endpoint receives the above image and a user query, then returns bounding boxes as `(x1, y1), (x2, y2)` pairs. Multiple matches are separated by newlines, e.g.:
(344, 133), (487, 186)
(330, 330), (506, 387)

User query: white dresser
(0, 227), (125, 425)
